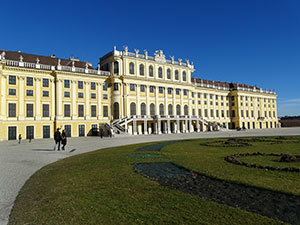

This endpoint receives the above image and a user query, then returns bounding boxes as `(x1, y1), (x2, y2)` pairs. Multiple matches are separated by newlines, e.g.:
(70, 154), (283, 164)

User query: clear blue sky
(1, 0), (299, 116)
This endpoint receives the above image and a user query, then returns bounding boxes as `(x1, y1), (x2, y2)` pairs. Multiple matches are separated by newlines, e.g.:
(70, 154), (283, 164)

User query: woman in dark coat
(61, 129), (67, 150)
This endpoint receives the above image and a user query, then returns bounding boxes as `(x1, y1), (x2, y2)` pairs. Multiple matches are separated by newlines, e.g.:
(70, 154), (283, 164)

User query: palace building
(0, 47), (278, 141)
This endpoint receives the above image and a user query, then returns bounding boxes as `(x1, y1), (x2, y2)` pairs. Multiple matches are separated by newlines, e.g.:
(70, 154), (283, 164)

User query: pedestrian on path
(61, 130), (67, 150)
(18, 134), (22, 144)
(54, 128), (62, 151)
(100, 129), (103, 139)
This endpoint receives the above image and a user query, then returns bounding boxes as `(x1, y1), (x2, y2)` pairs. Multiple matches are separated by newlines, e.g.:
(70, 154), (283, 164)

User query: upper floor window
(103, 83), (107, 91)
(204, 93), (207, 98)
(114, 61), (119, 74)
(42, 78), (49, 87)
(140, 85), (145, 92)
(210, 94), (213, 99)
(182, 71), (187, 81)
(64, 91), (70, 98)
(8, 103), (16, 117)
(150, 86), (154, 93)
(149, 66), (154, 77)
(129, 62), (134, 74)
(78, 81), (83, 89)
(9, 75), (16, 85)
(158, 67), (163, 78)
(91, 82), (96, 90)
(176, 89), (180, 95)
(26, 77), (33, 86)
(130, 84), (135, 91)
(103, 94), (108, 99)
(43, 91), (49, 97)
(167, 69), (171, 79)
(26, 90), (34, 96)
(198, 93), (201, 98)
(78, 92), (84, 98)
(8, 89), (16, 96)
(183, 89), (187, 96)
(215, 95), (218, 100)
(91, 93), (96, 99)
(139, 64), (144, 76)
(114, 83), (119, 91)
(175, 70), (179, 80)
(159, 87), (164, 94)
(167, 88), (172, 94)
(64, 80), (70, 88)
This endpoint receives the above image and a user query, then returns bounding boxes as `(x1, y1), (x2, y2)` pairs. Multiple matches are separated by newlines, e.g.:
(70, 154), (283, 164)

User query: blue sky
(1, 0), (299, 116)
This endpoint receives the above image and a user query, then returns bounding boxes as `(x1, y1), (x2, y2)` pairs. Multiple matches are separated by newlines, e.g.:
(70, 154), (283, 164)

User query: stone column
(155, 86), (159, 115)
(180, 89), (184, 115)
(35, 78), (41, 120)
(136, 84), (140, 116)
(167, 117), (171, 134)
(146, 85), (150, 115)
(72, 80), (77, 119)
(51, 79), (55, 120)
(133, 116), (137, 135)
(144, 119), (148, 135)
(56, 79), (63, 120)
(126, 83), (130, 116)
(164, 87), (168, 116)
(173, 87), (176, 116)
(97, 83), (102, 119)
(85, 81), (90, 119)
(157, 116), (161, 134)
(189, 119), (193, 132)
(120, 82), (123, 118)
(201, 121), (205, 132)
(0, 75), (6, 119)
(177, 120), (180, 133)
(18, 76), (24, 120)
(196, 119), (200, 132)
(185, 117), (189, 133)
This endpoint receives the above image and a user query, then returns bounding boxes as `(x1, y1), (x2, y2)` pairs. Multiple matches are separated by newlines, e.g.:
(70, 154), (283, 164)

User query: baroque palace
(0, 47), (278, 141)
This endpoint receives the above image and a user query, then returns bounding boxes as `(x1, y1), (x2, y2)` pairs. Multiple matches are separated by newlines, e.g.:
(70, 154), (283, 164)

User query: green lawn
(9, 136), (300, 225)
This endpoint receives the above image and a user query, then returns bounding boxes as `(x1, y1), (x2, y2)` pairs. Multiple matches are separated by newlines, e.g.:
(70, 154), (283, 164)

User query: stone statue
(1, 51), (5, 60)
(170, 56), (174, 63)
(58, 58), (61, 66)
(19, 55), (23, 62)
(36, 58), (40, 64)
(124, 45), (128, 52)
(72, 61), (75, 67)
(85, 63), (88, 69)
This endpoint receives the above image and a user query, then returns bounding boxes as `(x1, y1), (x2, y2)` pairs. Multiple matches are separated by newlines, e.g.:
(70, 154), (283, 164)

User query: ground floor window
(26, 126), (34, 139)
(8, 126), (17, 140)
(79, 125), (85, 137)
(43, 126), (50, 138)
(65, 125), (71, 137)
(253, 122), (255, 129)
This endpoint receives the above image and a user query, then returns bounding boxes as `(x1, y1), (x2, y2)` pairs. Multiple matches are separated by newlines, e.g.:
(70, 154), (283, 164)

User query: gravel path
(0, 127), (299, 225)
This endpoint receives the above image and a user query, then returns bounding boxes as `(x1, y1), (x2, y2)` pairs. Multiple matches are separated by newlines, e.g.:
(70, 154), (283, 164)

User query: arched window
(130, 102), (136, 116)
(149, 66), (154, 77)
(183, 71), (186, 81)
(176, 104), (181, 115)
(129, 62), (134, 74)
(159, 104), (164, 116)
(168, 104), (173, 115)
(175, 70), (179, 80)
(114, 61), (119, 75)
(167, 69), (171, 79)
(141, 103), (146, 116)
(113, 102), (119, 119)
(184, 105), (189, 115)
(150, 103), (155, 115)
(139, 64), (144, 76)
(158, 67), (163, 78)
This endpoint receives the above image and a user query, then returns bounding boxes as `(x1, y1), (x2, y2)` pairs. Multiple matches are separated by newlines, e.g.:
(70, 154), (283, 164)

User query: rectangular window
(78, 92), (84, 98)
(26, 90), (34, 96)
(9, 75), (16, 85)
(231, 96), (235, 101)
(204, 93), (207, 98)
(91, 93), (96, 99)
(64, 91), (70, 98)
(42, 78), (49, 87)
(103, 105), (108, 117)
(43, 91), (49, 97)
(198, 100), (201, 104)
(78, 105), (84, 117)
(26, 126), (34, 139)
(216, 110), (219, 117)
(64, 104), (71, 117)
(183, 89), (187, 96)
(210, 109), (214, 117)
(65, 125), (71, 137)
(198, 109), (202, 117)
(150, 86), (154, 93)
(227, 110), (229, 117)
(43, 126), (50, 138)
(64, 80), (70, 88)
(192, 92), (194, 98)
(241, 110), (244, 117)
(246, 110), (249, 117)
(42, 104), (49, 117)
(210, 94), (213, 99)
(78, 81), (83, 89)
(176, 89), (180, 95)
(221, 110), (224, 117)
(8, 89), (16, 96)
(140, 85), (145, 92)
(251, 111), (254, 117)
(130, 84), (135, 91)
(159, 87), (163, 94)
(114, 83), (119, 91)
(204, 109), (208, 117)
(8, 103), (16, 117)
(192, 109), (195, 116)
(231, 110), (235, 117)
(91, 82), (96, 90)
(245, 96), (248, 101)
(103, 94), (108, 99)
(26, 104), (34, 117)
(198, 93), (201, 98)
(216, 95), (218, 100)
(26, 77), (33, 86)
(8, 126), (17, 140)
(240, 96), (243, 101)
(78, 125), (85, 137)
(103, 83), (107, 91)
(91, 105), (97, 117)
(221, 96), (223, 100)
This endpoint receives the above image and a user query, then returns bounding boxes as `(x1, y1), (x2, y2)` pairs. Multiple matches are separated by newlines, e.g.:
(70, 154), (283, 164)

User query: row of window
(127, 62), (187, 81)
(63, 92), (107, 99)
(233, 96), (276, 103)
(8, 75), (50, 87)
(64, 80), (107, 91)
(8, 103), (109, 118)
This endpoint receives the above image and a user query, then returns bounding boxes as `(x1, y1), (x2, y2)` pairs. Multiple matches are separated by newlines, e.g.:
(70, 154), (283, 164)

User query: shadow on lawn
(133, 162), (300, 225)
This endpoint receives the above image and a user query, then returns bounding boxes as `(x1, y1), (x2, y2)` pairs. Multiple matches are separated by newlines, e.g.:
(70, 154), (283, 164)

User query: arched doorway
(113, 102), (119, 119)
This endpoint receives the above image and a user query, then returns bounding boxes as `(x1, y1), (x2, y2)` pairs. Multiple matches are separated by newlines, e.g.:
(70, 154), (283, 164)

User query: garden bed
(133, 162), (300, 225)
(136, 140), (187, 152)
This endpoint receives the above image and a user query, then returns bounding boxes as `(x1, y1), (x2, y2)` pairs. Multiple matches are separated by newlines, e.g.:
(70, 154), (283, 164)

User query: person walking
(18, 134), (22, 144)
(100, 129), (103, 139)
(54, 128), (62, 151)
(61, 130), (67, 150)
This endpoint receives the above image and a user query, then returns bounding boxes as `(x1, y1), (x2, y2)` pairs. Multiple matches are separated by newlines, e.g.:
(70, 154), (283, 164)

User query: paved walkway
(0, 127), (299, 225)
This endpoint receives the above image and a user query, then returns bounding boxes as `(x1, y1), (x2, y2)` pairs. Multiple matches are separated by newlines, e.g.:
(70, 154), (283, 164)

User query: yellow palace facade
(0, 47), (278, 141)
